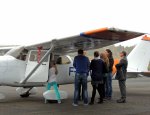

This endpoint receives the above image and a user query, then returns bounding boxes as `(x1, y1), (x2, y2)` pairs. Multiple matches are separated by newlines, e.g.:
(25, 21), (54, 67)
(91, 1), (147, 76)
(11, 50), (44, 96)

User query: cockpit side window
(56, 56), (71, 65)
(29, 50), (48, 62)
(16, 49), (28, 61)
(56, 57), (62, 64)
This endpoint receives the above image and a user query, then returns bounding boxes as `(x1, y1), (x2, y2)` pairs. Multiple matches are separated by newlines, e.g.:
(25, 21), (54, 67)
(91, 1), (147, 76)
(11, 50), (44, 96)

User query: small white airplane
(0, 27), (148, 99)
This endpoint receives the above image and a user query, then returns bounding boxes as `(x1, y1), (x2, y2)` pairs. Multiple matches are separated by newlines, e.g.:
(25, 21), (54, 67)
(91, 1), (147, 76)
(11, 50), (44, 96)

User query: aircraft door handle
(42, 63), (46, 65)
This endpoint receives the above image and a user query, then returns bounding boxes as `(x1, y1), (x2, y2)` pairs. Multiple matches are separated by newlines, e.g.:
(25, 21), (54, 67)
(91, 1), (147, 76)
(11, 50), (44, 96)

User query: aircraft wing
(25, 27), (145, 54)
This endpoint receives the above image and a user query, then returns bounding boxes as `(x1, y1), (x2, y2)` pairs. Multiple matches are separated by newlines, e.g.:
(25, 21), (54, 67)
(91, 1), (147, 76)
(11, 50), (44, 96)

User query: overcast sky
(0, 0), (149, 46)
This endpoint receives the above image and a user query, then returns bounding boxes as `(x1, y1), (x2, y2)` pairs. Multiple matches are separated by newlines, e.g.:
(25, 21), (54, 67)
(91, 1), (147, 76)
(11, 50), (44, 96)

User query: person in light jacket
(47, 61), (61, 104)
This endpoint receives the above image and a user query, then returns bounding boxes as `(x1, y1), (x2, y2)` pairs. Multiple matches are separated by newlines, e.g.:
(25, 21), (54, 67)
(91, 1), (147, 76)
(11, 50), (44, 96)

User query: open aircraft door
(25, 50), (50, 82)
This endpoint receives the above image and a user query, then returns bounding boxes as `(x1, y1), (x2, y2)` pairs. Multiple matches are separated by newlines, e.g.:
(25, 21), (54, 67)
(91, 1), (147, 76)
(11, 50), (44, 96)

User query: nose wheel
(20, 92), (30, 98)
(19, 87), (32, 98)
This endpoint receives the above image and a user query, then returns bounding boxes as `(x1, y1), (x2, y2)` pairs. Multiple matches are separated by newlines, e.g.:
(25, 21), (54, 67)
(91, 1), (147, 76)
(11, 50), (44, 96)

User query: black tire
(20, 93), (30, 98)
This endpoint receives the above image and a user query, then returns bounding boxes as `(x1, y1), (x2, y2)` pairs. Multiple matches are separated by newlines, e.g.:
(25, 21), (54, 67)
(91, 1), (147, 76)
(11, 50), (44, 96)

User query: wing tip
(142, 35), (150, 41)
(82, 27), (108, 36)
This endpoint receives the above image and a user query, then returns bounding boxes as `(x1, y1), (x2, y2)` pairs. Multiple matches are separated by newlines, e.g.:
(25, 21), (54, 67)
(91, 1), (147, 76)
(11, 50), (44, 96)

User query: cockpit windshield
(5, 46), (28, 61)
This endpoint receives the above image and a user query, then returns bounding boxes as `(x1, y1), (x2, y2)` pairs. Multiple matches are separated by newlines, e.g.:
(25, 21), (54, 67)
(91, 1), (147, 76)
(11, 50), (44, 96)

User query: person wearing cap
(115, 51), (128, 103)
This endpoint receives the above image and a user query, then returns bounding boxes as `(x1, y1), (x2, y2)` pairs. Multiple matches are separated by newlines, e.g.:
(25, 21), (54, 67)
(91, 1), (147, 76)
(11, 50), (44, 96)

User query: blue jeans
(105, 72), (112, 98)
(74, 73), (88, 104)
(47, 82), (61, 101)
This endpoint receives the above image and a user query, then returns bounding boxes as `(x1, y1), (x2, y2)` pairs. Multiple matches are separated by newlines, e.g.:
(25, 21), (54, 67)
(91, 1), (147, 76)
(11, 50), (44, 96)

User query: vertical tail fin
(127, 35), (150, 72)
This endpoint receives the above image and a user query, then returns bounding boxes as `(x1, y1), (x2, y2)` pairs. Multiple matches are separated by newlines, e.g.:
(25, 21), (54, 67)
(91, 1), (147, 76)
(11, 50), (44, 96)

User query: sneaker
(58, 100), (61, 104)
(103, 98), (107, 101)
(107, 97), (112, 100)
(89, 102), (94, 105)
(84, 103), (88, 106)
(72, 103), (78, 107)
(44, 99), (48, 104)
(97, 101), (103, 104)
(116, 99), (126, 103)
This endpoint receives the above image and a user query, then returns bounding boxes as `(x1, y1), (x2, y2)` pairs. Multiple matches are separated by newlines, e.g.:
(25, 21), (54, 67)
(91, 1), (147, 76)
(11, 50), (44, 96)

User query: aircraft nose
(0, 57), (7, 83)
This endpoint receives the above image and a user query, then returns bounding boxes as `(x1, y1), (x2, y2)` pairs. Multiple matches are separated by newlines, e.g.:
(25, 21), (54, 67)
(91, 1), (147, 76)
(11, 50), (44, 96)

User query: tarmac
(0, 76), (150, 115)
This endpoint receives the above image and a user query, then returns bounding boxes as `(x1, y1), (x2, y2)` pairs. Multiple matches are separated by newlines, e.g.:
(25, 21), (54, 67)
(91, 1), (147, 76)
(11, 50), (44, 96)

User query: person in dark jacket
(105, 49), (114, 100)
(78, 50), (87, 101)
(89, 51), (107, 105)
(73, 49), (90, 106)
(115, 51), (128, 103)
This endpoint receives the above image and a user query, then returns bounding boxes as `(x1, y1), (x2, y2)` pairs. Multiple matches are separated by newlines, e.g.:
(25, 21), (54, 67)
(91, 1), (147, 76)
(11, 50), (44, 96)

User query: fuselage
(0, 54), (89, 87)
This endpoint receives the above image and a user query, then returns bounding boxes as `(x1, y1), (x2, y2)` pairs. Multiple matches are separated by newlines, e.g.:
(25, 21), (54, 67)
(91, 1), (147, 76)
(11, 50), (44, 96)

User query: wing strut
(20, 43), (54, 84)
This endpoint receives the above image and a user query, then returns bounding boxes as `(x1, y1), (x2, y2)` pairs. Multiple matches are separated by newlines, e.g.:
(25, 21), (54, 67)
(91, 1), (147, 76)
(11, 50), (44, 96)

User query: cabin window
(56, 56), (71, 65)
(29, 51), (48, 62)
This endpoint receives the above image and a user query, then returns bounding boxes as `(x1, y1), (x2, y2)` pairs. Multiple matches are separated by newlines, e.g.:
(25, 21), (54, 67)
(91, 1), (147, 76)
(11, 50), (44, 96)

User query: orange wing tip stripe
(142, 35), (150, 41)
(83, 27), (108, 35)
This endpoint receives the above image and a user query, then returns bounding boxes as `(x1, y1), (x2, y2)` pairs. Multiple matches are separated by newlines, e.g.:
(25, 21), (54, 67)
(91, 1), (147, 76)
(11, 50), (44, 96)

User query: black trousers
(91, 83), (104, 102)
(103, 77), (107, 98)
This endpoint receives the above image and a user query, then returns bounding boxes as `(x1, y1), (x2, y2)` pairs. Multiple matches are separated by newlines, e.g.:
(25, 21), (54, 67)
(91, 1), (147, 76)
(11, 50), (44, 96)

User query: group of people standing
(46, 49), (128, 106)
(73, 49), (128, 106)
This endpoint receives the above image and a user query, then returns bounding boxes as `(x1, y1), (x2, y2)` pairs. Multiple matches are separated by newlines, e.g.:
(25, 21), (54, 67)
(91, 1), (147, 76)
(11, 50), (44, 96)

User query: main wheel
(20, 93), (30, 98)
